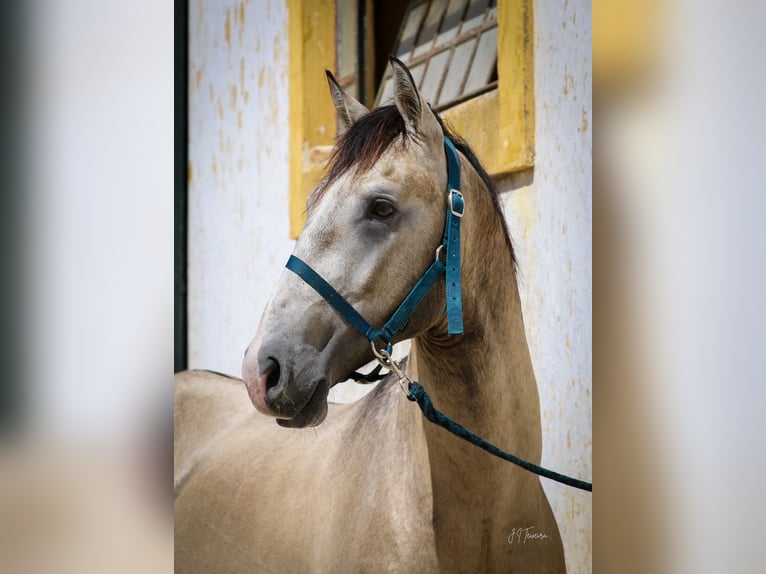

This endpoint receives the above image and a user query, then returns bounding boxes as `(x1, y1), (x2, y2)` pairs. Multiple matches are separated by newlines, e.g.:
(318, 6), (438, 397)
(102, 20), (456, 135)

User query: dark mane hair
(311, 105), (514, 262)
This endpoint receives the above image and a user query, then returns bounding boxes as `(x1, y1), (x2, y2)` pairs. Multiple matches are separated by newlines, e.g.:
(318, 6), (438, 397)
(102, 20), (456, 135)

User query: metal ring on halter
(369, 341), (412, 398)
(435, 244), (445, 263)
(370, 340), (392, 364)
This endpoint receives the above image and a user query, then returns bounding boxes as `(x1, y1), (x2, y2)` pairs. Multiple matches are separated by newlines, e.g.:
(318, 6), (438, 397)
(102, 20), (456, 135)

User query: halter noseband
(285, 136), (464, 353)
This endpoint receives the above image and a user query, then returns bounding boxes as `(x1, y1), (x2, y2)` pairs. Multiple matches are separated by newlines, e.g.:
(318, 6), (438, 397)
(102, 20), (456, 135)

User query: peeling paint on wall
(188, 0), (293, 373)
(502, 1), (592, 571)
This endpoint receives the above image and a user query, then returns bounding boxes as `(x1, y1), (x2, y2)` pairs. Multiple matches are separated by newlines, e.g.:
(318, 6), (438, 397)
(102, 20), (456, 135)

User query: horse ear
(326, 70), (369, 130)
(389, 56), (441, 142)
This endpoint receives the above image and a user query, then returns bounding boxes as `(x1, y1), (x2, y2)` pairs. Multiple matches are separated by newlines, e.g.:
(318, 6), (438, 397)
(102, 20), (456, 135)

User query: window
(376, 0), (499, 111)
(288, 0), (534, 237)
(335, 0), (376, 134)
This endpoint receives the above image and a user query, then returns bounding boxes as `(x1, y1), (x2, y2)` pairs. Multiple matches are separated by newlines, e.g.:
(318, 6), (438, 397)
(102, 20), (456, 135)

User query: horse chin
(276, 379), (330, 428)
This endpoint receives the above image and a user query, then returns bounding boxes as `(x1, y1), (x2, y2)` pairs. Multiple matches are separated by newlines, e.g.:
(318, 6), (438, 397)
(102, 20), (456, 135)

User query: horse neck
(408, 163), (544, 558)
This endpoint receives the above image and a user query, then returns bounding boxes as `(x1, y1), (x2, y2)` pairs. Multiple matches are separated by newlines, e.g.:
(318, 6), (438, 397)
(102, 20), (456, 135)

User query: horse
(174, 58), (567, 573)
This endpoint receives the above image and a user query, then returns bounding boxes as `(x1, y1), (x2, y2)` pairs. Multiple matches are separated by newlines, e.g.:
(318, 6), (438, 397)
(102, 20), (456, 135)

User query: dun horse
(175, 58), (567, 572)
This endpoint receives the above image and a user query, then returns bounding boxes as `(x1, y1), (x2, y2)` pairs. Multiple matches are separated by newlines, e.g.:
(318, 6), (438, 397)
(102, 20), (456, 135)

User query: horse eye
(370, 199), (396, 220)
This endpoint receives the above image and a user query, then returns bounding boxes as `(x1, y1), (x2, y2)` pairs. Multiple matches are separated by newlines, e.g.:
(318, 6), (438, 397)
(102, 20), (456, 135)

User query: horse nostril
(263, 358), (281, 393)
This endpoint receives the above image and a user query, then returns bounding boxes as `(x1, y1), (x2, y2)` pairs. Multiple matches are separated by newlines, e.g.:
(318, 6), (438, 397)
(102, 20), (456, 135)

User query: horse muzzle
(243, 342), (330, 428)
(241, 291), (371, 428)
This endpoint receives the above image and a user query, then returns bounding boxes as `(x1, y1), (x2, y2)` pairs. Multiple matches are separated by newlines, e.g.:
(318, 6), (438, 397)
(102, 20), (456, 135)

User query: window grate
(376, 0), (498, 111)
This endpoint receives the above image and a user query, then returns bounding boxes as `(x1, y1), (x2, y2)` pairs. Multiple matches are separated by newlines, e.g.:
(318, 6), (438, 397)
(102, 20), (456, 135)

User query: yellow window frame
(288, 0), (534, 238)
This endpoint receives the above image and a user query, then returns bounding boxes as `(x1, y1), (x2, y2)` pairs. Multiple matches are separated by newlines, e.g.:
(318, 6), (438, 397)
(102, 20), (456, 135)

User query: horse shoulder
(174, 372), (440, 573)
(314, 381), (440, 572)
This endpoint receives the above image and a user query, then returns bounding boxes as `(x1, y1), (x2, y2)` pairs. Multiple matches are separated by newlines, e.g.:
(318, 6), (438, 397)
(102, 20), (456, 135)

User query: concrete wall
(502, 1), (592, 571)
(188, 0), (294, 371)
(187, 0), (591, 570)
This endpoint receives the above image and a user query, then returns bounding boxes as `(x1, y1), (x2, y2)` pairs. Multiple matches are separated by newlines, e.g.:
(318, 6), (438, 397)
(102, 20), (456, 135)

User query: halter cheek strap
(443, 137), (463, 335)
(286, 136), (464, 349)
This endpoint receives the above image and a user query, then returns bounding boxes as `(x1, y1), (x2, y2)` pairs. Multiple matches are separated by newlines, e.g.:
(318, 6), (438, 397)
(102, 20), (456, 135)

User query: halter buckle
(448, 190), (464, 218)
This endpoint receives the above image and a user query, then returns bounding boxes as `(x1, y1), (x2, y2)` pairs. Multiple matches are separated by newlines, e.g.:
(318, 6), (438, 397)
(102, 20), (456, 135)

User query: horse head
(242, 59), (459, 428)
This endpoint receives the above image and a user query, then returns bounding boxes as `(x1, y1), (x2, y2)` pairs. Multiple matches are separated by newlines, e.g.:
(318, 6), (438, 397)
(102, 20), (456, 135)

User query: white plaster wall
(187, 0), (591, 570)
(188, 0), (294, 373)
(500, 0), (592, 571)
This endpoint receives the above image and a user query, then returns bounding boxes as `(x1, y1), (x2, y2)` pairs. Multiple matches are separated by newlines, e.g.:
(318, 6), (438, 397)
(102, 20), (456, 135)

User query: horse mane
(310, 105), (515, 263)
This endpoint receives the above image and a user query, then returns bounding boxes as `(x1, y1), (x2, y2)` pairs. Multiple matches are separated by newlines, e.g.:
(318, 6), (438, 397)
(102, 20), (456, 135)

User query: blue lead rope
(407, 382), (593, 492)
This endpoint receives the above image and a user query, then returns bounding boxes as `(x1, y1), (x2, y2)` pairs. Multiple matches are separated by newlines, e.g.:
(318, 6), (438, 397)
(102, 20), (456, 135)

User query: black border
(175, 0), (189, 372)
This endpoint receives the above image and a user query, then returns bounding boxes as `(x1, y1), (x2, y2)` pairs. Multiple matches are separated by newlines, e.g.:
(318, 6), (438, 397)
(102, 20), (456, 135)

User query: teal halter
(284, 135), (594, 492)
(286, 136), (464, 352)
